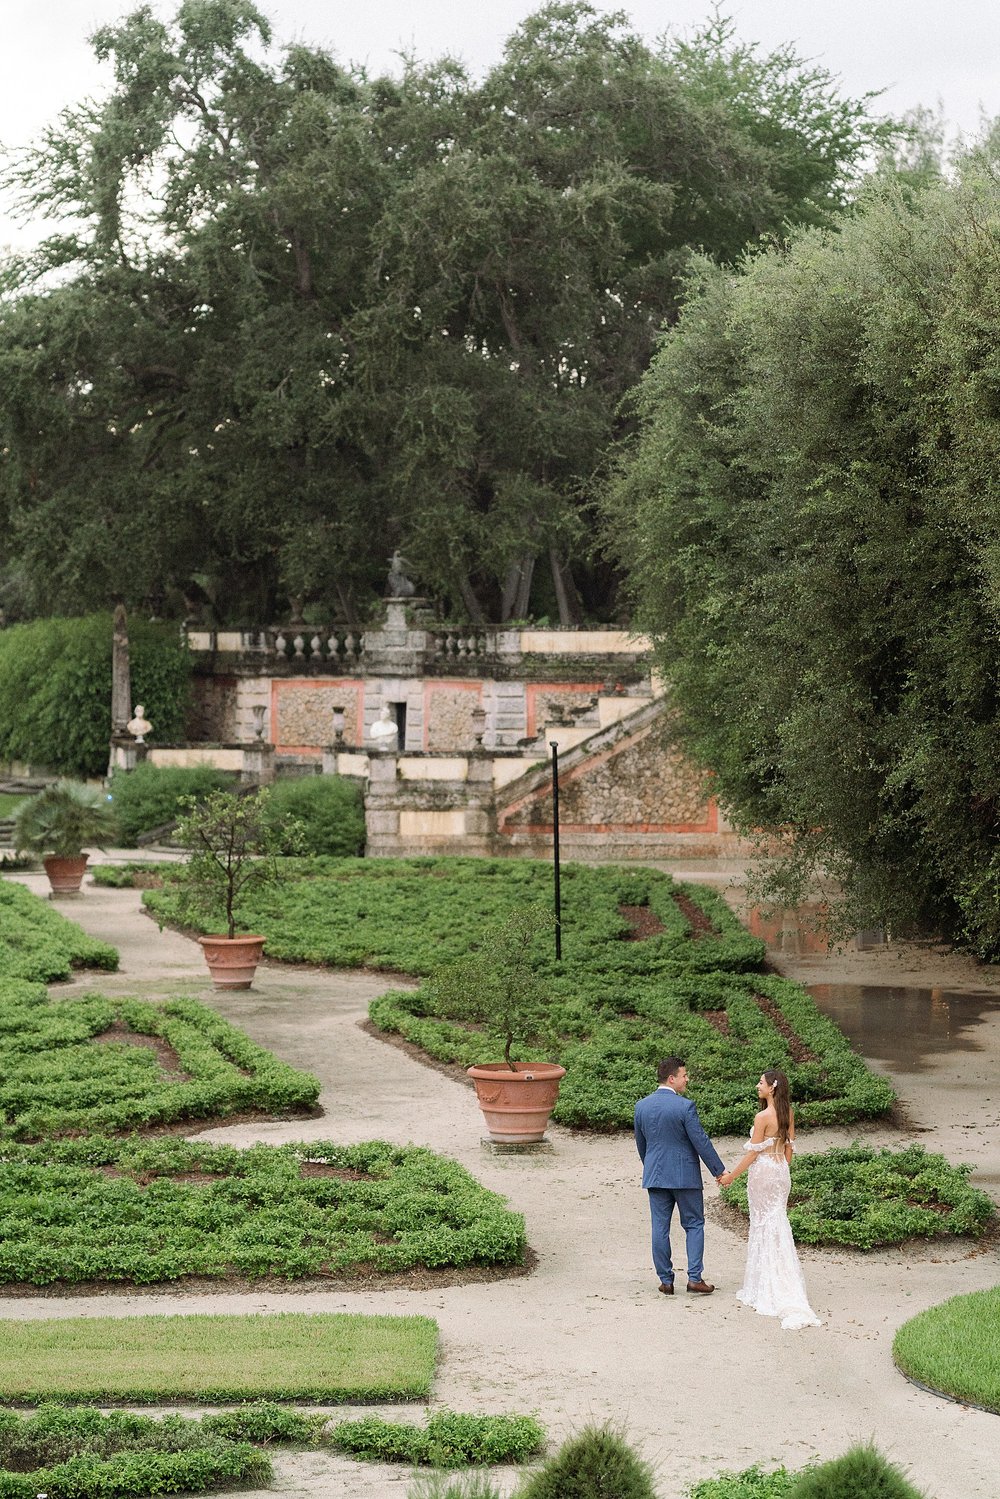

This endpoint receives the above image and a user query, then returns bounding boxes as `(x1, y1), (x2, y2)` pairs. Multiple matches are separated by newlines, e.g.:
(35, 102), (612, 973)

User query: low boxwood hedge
(0, 1137), (526, 1286)
(0, 986), (319, 1139)
(331, 1411), (544, 1467)
(0, 878), (117, 979)
(721, 1143), (994, 1248)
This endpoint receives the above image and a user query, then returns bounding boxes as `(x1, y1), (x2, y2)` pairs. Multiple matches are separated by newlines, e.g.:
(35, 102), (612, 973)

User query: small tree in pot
(174, 787), (302, 989)
(431, 906), (565, 1143)
(15, 781), (119, 895)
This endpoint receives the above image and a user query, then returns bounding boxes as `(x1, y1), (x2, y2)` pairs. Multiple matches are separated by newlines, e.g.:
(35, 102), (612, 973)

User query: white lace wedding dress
(735, 1137), (821, 1330)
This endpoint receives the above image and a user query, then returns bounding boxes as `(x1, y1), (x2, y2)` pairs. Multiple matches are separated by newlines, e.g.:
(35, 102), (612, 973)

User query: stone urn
(43, 854), (89, 897)
(197, 935), (266, 990)
(467, 1062), (566, 1144)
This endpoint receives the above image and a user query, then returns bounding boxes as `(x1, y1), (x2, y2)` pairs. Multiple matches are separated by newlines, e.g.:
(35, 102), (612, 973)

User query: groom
(634, 1057), (726, 1296)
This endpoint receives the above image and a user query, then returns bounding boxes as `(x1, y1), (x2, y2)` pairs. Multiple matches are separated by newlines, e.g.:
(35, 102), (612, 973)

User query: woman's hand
(718, 1171), (735, 1188)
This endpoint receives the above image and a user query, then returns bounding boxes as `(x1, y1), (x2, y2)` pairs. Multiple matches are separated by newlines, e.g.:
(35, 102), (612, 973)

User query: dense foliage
(0, 1402), (545, 1498)
(264, 774), (366, 855)
(785, 1445), (928, 1499)
(139, 857), (893, 1131)
(722, 1144), (994, 1248)
(0, 980), (318, 1137)
(0, 614), (190, 776)
(517, 1425), (658, 1499)
(605, 164), (1000, 952)
(332, 1411), (545, 1468)
(0, 2), (894, 626)
(0, 879), (118, 979)
(109, 763), (234, 844)
(893, 1286), (1000, 1415)
(0, 1136), (526, 1286)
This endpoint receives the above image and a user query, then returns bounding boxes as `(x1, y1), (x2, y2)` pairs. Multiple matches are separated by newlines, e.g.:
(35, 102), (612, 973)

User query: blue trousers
(647, 1187), (705, 1284)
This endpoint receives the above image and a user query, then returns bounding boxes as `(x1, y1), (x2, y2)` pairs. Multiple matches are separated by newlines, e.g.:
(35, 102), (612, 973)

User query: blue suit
(634, 1086), (726, 1285)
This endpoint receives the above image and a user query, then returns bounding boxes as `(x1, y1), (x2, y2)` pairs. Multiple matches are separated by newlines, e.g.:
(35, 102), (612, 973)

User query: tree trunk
(549, 548), (583, 627)
(457, 573), (487, 624)
(501, 555), (536, 620)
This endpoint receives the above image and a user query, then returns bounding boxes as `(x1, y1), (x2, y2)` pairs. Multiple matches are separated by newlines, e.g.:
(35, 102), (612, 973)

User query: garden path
(8, 864), (1000, 1499)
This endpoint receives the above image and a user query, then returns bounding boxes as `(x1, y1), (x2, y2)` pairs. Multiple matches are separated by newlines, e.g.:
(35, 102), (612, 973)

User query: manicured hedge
(0, 1137), (526, 1286)
(108, 763), (235, 844)
(331, 1411), (544, 1467)
(722, 1144), (994, 1249)
(0, 614), (191, 778)
(137, 856), (894, 1133)
(142, 859), (767, 974)
(265, 775), (366, 855)
(0, 985), (319, 1139)
(0, 1402), (545, 1499)
(372, 971), (894, 1134)
(0, 877), (118, 979)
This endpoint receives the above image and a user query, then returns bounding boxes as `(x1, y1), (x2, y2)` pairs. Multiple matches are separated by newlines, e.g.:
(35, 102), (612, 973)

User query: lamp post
(550, 741), (562, 962)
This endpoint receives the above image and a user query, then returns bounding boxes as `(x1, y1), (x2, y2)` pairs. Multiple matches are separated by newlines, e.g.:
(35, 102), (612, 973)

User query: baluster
(344, 632), (356, 661)
(310, 633), (323, 659)
(326, 631), (340, 661)
(293, 633), (305, 659)
(274, 631), (287, 658)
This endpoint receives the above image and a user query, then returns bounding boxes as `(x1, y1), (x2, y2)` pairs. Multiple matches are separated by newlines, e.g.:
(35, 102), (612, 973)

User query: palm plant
(15, 781), (118, 858)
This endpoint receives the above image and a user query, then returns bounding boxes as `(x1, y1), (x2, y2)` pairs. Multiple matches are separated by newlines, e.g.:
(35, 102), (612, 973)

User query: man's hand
(718, 1171), (734, 1188)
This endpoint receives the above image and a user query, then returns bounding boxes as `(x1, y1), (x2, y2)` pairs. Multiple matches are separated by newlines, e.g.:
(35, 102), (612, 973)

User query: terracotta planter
(197, 935), (266, 990)
(43, 854), (89, 897)
(467, 1061), (566, 1144)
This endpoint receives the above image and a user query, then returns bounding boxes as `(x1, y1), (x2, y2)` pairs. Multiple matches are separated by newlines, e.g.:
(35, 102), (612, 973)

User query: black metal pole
(550, 741), (562, 961)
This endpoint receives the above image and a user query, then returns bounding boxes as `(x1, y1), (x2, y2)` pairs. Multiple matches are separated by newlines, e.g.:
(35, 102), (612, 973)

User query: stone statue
(386, 550), (416, 599)
(369, 705), (399, 751)
(126, 705), (152, 744)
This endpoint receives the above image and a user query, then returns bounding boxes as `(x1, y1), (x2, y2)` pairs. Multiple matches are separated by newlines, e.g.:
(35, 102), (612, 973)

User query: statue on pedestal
(369, 705), (399, 752)
(386, 550), (415, 599)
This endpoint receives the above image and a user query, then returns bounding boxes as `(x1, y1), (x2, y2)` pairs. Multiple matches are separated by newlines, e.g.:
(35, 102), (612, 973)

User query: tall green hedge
(0, 615), (191, 777)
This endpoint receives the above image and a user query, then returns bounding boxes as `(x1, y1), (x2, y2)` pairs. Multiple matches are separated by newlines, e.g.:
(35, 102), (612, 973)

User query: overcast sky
(5, 0), (1000, 247)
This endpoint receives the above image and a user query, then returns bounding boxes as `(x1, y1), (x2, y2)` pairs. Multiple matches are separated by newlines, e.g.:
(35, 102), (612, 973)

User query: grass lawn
(136, 857), (895, 1134)
(893, 1286), (1000, 1412)
(0, 1312), (438, 1403)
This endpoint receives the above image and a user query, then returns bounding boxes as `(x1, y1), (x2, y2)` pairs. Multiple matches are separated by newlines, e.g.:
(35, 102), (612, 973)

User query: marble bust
(369, 705), (399, 750)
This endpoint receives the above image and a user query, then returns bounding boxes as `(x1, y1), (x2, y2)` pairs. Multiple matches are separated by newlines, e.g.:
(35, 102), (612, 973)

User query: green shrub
(109, 764), (234, 844)
(265, 775), (366, 855)
(722, 1144), (994, 1249)
(787, 1445), (927, 1499)
(141, 856), (893, 1132)
(0, 614), (191, 777)
(0, 1137), (525, 1286)
(409, 1474), (505, 1499)
(0, 878), (118, 978)
(689, 1466), (795, 1498)
(331, 1411), (544, 1468)
(0, 989), (318, 1139)
(517, 1425), (657, 1499)
(14, 781), (119, 857)
(893, 1286), (1000, 1413)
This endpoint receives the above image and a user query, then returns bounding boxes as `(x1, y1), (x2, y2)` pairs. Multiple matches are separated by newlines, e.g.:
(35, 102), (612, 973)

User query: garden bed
(0, 982), (319, 1138)
(721, 1144), (994, 1248)
(0, 878), (117, 979)
(0, 1137), (526, 1288)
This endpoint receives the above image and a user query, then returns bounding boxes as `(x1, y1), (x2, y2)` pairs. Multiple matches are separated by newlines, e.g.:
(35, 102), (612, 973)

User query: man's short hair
(658, 1056), (685, 1083)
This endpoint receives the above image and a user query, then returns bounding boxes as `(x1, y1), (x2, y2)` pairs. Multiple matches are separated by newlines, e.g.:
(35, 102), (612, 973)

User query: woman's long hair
(764, 1068), (791, 1146)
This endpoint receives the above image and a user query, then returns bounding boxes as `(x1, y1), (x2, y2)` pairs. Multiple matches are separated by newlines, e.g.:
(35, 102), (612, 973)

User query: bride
(719, 1068), (820, 1330)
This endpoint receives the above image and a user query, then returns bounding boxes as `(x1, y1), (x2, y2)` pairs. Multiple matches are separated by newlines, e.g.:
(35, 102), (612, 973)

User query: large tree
(605, 154), (1000, 954)
(0, 1), (893, 625)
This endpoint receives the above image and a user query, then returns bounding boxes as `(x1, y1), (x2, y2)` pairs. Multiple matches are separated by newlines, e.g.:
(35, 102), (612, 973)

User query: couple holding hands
(634, 1056), (820, 1330)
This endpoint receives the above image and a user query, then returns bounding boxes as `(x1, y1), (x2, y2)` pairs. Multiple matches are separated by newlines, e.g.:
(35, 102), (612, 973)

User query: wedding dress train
(735, 1138), (821, 1330)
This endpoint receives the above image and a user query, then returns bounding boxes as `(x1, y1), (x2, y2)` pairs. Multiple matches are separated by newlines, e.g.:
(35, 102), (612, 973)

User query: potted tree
(174, 788), (300, 989)
(431, 907), (565, 1144)
(14, 781), (119, 896)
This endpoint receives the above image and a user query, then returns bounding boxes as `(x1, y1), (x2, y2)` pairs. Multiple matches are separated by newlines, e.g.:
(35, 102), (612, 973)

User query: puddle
(807, 984), (1000, 1072)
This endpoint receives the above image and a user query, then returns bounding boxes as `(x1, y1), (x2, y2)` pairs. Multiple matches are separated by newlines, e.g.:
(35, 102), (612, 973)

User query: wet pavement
(808, 984), (1000, 1074)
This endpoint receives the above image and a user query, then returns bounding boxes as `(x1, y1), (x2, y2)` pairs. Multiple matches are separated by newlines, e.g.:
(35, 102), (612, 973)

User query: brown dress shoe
(658, 1282), (674, 1295)
(686, 1279), (715, 1294)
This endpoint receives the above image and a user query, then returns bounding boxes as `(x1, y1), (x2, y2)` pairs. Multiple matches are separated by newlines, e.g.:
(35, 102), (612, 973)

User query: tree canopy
(0, 0), (893, 626)
(604, 155), (1000, 953)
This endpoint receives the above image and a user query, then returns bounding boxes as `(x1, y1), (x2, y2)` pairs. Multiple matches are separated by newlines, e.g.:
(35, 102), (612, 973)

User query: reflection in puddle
(807, 985), (1000, 1073)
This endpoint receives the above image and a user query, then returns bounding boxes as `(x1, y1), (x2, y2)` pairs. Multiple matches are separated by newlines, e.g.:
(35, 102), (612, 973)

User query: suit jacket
(634, 1087), (725, 1189)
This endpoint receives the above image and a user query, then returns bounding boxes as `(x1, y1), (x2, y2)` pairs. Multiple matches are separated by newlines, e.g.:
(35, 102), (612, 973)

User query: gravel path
(7, 865), (1000, 1499)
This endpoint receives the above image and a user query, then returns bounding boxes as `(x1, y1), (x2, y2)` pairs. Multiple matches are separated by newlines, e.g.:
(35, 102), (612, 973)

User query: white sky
(4, 0), (1000, 249)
